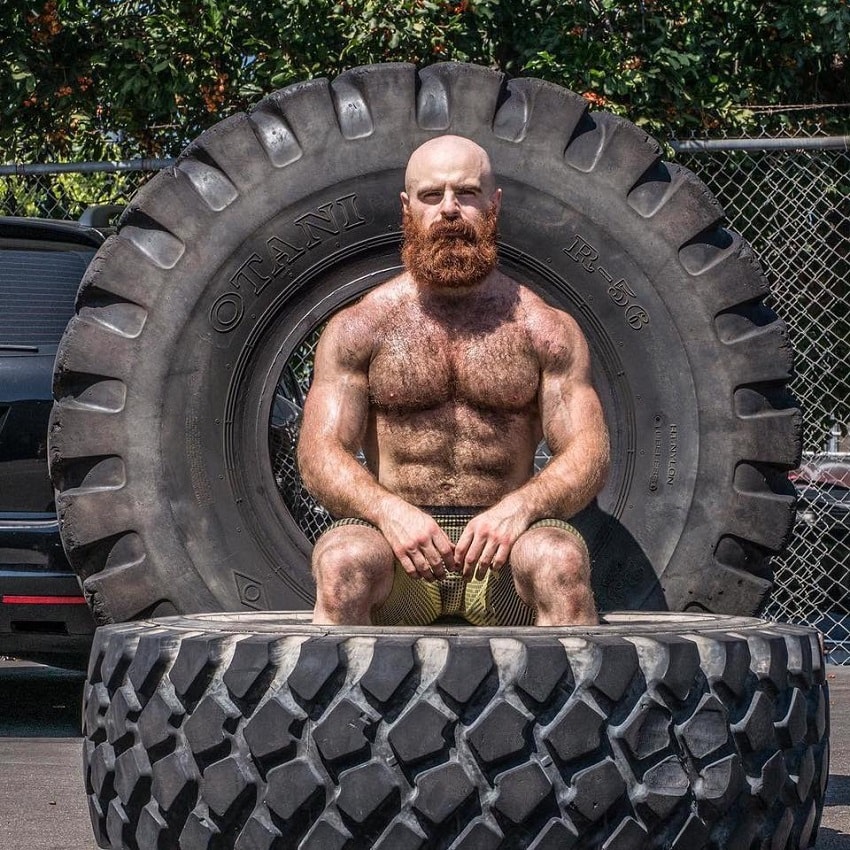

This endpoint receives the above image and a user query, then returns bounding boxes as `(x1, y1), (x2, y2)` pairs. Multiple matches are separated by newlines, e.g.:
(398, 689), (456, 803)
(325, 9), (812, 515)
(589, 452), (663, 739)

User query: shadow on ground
(0, 664), (84, 737)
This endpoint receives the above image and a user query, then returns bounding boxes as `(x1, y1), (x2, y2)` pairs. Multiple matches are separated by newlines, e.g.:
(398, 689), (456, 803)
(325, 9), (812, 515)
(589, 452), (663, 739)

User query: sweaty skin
(297, 135), (610, 626)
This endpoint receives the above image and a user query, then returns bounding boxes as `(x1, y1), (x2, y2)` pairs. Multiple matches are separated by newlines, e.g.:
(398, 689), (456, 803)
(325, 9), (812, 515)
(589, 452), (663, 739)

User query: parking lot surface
(0, 658), (847, 849)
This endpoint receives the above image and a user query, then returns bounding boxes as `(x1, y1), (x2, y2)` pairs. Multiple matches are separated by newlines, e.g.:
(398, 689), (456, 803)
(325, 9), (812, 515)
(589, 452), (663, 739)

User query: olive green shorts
(321, 507), (587, 627)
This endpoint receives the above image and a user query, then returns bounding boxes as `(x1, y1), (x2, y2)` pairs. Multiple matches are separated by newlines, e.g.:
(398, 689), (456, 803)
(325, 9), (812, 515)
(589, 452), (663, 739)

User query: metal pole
(0, 159), (176, 176)
(670, 136), (850, 153)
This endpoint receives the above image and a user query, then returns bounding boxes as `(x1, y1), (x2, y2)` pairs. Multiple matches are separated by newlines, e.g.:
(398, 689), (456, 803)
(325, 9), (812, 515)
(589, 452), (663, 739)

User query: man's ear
(400, 191), (410, 212)
(491, 187), (502, 214)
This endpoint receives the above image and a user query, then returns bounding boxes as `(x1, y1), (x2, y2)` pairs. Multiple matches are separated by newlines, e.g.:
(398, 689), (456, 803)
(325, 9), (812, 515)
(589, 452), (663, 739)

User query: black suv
(0, 216), (103, 667)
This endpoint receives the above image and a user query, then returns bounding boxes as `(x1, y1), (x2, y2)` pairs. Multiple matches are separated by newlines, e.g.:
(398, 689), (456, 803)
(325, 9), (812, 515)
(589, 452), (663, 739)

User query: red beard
(401, 205), (499, 289)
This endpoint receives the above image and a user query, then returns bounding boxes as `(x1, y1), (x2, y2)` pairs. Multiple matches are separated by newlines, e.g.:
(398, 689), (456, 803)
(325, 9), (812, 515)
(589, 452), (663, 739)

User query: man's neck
(411, 270), (519, 329)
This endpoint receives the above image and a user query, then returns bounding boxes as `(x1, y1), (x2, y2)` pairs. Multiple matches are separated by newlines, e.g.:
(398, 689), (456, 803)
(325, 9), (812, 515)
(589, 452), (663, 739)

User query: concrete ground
(0, 660), (847, 849)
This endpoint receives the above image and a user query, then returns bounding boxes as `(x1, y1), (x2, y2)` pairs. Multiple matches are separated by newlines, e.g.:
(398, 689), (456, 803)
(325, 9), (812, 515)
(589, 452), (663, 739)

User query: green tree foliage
(3, 0), (849, 162)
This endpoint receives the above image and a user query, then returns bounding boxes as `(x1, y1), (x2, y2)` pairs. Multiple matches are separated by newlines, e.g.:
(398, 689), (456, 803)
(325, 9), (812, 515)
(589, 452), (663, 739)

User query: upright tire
(83, 612), (829, 850)
(50, 59), (800, 622)
(49, 62), (801, 622)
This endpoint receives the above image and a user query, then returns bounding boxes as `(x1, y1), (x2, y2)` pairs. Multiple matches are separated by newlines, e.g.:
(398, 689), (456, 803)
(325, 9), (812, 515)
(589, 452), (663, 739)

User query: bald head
(404, 135), (496, 196)
(401, 135), (501, 231)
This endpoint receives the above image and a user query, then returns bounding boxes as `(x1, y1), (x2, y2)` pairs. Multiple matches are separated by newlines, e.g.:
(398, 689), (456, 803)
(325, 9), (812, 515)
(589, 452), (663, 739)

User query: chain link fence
(672, 128), (850, 664)
(2, 123), (849, 662)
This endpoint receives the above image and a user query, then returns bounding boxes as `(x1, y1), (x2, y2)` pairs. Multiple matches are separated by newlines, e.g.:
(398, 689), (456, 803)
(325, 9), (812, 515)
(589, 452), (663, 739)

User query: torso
(359, 273), (548, 505)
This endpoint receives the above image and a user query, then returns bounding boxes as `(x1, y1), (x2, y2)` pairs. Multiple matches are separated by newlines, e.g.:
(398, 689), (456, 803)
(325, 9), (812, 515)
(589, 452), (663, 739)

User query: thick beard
(401, 204), (499, 290)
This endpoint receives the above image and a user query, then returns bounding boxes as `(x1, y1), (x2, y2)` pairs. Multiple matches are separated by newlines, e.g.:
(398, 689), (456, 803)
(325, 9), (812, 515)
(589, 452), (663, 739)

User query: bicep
(538, 323), (607, 455)
(299, 320), (371, 453)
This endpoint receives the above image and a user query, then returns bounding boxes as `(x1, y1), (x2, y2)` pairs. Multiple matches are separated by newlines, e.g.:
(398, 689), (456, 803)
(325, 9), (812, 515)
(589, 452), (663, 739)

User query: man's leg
(510, 525), (598, 626)
(311, 525), (395, 625)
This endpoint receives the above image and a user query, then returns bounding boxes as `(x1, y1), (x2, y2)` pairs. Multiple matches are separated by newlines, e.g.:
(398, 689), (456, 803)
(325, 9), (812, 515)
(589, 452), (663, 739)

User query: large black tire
(49, 62), (801, 623)
(83, 612), (829, 849)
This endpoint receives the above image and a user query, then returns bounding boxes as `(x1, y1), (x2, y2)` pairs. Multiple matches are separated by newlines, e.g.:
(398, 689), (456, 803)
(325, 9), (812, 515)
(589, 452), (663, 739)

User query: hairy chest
(369, 320), (540, 413)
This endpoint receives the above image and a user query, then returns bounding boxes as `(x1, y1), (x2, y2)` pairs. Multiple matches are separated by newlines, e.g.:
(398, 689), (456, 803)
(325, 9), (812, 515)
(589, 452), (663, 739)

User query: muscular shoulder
(516, 285), (589, 371)
(318, 274), (411, 368)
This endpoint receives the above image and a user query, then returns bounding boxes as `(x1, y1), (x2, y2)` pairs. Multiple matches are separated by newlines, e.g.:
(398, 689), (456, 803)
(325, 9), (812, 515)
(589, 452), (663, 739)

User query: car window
(0, 248), (93, 348)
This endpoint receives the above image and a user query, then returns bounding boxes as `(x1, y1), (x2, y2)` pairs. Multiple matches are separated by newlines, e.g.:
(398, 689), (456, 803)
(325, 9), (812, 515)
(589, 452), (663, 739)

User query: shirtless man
(297, 135), (609, 627)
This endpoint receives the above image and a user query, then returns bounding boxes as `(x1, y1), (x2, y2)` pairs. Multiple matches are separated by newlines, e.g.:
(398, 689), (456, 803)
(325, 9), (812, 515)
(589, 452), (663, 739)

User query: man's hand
(455, 502), (530, 581)
(376, 501), (457, 582)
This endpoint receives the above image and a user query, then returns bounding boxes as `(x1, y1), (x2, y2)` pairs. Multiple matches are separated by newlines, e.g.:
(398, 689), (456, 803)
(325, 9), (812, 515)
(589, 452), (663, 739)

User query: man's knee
(512, 526), (590, 588)
(312, 527), (394, 588)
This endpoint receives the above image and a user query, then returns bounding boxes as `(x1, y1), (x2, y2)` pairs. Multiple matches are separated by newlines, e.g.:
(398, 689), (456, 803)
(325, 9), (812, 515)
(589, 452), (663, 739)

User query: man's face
(401, 202), (499, 290)
(400, 137), (502, 289)
(401, 140), (501, 231)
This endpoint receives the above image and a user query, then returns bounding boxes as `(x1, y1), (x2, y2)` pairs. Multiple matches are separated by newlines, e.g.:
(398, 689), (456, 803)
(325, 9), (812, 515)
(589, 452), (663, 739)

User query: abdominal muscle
(365, 402), (541, 507)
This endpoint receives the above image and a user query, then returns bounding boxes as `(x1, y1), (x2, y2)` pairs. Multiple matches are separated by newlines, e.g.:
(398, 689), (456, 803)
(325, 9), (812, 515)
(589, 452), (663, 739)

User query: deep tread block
(137, 800), (169, 850)
(300, 817), (351, 850)
(106, 797), (132, 849)
(437, 640), (493, 704)
(138, 688), (185, 751)
(202, 754), (258, 818)
(243, 695), (300, 762)
(265, 758), (323, 820)
(569, 758), (625, 822)
(775, 687), (808, 748)
(792, 746), (816, 803)
(677, 694), (728, 759)
(751, 749), (788, 804)
(639, 756), (690, 818)
(336, 761), (398, 823)
(234, 807), (281, 850)
(184, 689), (241, 756)
(388, 701), (451, 764)
(543, 697), (606, 762)
(289, 638), (341, 701)
(89, 742), (116, 798)
(614, 696), (671, 761)
(360, 639), (416, 703)
(527, 817), (579, 849)
(101, 635), (137, 689)
(591, 640), (639, 701)
(223, 637), (275, 701)
(314, 697), (372, 762)
(494, 761), (552, 823)
(105, 684), (142, 745)
(414, 762), (476, 823)
(670, 813), (710, 849)
(84, 681), (111, 739)
(650, 637), (701, 701)
(128, 632), (174, 698)
(696, 754), (743, 813)
(373, 819), (426, 850)
(467, 700), (529, 764)
(169, 636), (225, 702)
(114, 743), (152, 806)
(151, 745), (199, 812)
(516, 641), (570, 703)
(451, 819), (503, 849)
(602, 817), (648, 850)
(732, 689), (776, 752)
(179, 808), (220, 850)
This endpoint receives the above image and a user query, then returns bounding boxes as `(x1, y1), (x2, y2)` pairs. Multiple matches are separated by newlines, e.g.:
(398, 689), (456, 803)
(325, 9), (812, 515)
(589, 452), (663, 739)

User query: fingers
(457, 519), (516, 581)
(398, 531), (455, 582)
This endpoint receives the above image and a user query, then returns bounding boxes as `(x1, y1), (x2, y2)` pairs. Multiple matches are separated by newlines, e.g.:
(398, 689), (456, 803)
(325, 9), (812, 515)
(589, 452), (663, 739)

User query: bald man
(297, 135), (610, 627)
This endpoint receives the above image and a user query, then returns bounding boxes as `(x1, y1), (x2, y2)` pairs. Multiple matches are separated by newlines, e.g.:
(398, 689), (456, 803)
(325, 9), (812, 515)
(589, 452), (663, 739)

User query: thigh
(511, 522), (591, 593)
(312, 522), (395, 601)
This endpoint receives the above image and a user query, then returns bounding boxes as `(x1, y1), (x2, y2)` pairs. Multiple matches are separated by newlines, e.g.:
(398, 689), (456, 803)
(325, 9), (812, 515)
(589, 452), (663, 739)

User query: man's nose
(439, 191), (460, 217)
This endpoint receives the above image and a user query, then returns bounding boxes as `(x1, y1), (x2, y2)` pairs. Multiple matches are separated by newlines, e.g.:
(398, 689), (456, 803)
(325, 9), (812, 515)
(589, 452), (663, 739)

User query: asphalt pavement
(0, 659), (847, 849)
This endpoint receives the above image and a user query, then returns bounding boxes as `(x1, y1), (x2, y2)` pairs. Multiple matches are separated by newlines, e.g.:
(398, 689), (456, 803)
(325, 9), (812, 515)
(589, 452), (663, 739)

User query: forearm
(500, 429), (610, 523)
(298, 441), (404, 523)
